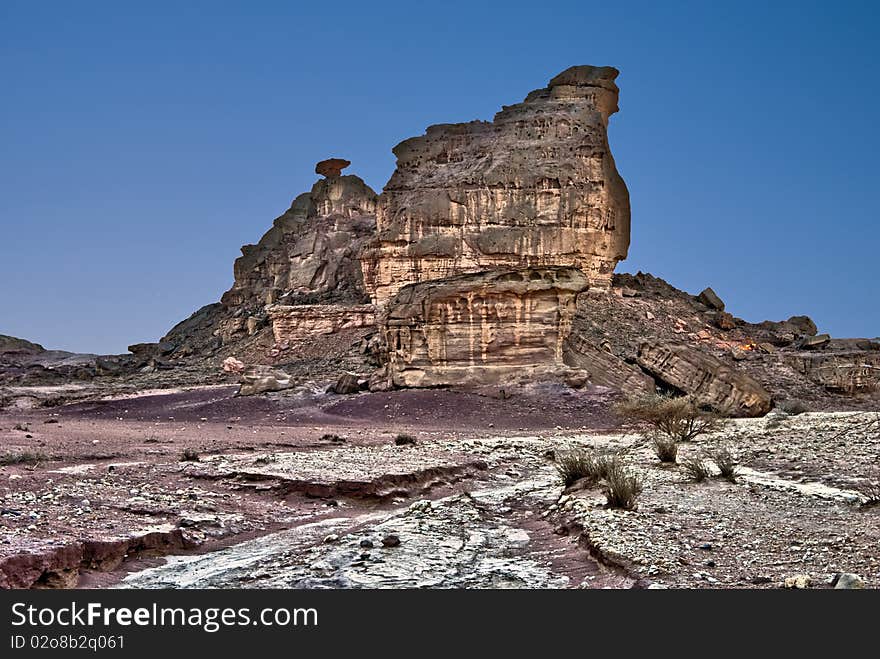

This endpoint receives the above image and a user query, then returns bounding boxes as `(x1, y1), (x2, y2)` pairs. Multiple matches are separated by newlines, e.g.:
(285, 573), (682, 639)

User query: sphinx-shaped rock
(380, 267), (588, 388)
(361, 65), (630, 305)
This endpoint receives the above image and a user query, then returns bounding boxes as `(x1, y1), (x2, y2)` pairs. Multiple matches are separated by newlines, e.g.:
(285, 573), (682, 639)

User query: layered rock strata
(636, 342), (773, 416)
(361, 65), (631, 306)
(380, 267), (588, 387)
(267, 304), (376, 342)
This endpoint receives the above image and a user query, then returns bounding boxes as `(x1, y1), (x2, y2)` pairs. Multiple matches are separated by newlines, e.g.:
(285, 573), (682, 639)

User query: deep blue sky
(1, 1), (878, 354)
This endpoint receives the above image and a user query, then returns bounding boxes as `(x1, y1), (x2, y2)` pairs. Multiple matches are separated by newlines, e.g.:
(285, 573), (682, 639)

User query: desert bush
(777, 399), (809, 415)
(858, 480), (880, 508)
(41, 395), (67, 408)
(652, 435), (679, 463)
(320, 433), (345, 443)
(681, 457), (711, 482)
(614, 394), (725, 442)
(555, 450), (615, 487)
(180, 448), (200, 462)
(0, 452), (48, 466)
(394, 433), (416, 446)
(708, 447), (739, 482)
(602, 462), (644, 510)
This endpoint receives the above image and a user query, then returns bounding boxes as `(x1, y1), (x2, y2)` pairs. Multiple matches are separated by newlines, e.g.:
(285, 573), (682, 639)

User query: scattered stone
(783, 574), (812, 589)
(381, 534), (401, 548)
(222, 357), (245, 373)
(832, 573), (864, 589)
(359, 538), (374, 549)
(714, 311), (736, 330)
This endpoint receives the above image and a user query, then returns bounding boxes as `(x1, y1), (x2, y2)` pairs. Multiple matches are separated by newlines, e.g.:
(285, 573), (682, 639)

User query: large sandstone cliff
(361, 65), (631, 305)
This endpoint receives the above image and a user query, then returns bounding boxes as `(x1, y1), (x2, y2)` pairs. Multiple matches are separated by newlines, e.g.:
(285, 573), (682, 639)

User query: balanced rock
(636, 342), (772, 417)
(361, 65), (631, 305)
(315, 158), (351, 178)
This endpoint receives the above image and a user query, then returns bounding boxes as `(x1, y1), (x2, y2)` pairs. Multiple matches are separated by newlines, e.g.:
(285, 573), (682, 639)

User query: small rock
(381, 534), (401, 548)
(783, 574), (812, 589)
(323, 534), (339, 544)
(832, 573), (864, 589)
(359, 538), (374, 549)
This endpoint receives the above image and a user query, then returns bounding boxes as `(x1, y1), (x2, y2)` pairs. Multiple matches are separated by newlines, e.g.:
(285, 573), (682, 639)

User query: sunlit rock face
(379, 267), (589, 388)
(361, 65), (630, 306)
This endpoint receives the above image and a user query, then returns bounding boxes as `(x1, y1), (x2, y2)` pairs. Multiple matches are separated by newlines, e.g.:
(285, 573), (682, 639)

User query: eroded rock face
(636, 342), (772, 417)
(380, 267), (588, 388)
(221, 175), (378, 312)
(267, 304), (375, 341)
(361, 65), (630, 305)
(562, 331), (655, 396)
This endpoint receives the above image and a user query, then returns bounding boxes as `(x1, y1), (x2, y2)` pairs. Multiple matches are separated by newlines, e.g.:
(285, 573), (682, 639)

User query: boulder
(237, 365), (293, 396)
(832, 573), (864, 589)
(801, 334), (831, 349)
(787, 315), (818, 336)
(332, 373), (361, 395)
(222, 357), (246, 373)
(636, 342), (772, 417)
(714, 312), (736, 330)
(697, 287), (725, 311)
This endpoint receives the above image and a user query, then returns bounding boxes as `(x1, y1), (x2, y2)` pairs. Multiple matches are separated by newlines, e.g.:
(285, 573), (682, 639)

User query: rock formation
(379, 267), (589, 388)
(361, 65), (631, 306)
(221, 174), (377, 313)
(636, 342), (772, 416)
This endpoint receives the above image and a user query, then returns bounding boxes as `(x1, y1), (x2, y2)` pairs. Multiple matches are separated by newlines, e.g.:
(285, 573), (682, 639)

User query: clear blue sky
(1, 1), (878, 354)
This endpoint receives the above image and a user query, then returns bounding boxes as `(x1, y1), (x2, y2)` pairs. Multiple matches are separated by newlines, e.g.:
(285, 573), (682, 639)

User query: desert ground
(2, 379), (877, 590)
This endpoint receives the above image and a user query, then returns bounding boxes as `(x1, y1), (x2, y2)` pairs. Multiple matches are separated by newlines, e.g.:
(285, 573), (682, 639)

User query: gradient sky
(1, 1), (878, 354)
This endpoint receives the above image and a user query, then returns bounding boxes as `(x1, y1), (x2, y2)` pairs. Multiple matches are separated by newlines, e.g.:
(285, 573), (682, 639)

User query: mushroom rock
(315, 158), (352, 178)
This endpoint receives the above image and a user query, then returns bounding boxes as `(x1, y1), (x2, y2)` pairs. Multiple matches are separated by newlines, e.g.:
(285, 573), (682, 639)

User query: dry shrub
(681, 457), (711, 482)
(858, 480), (880, 508)
(0, 452), (48, 466)
(180, 448), (200, 462)
(555, 450), (615, 487)
(708, 447), (739, 482)
(652, 435), (679, 463)
(614, 394), (725, 442)
(602, 462), (644, 510)
(394, 433), (416, 446)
